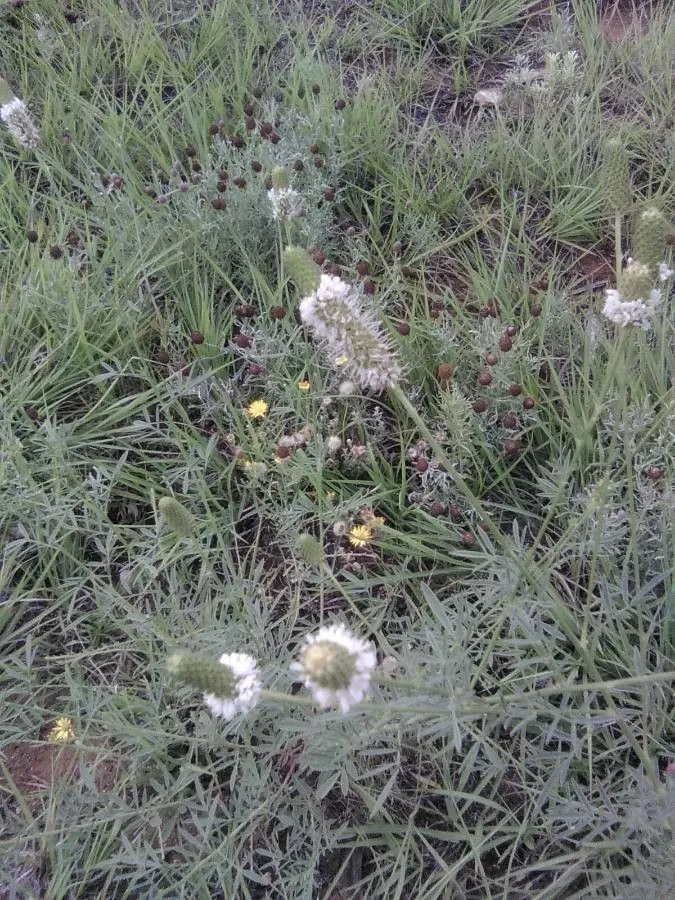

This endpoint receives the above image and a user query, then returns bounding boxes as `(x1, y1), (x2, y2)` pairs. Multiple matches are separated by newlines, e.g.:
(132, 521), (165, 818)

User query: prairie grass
(0, 0), (673, 897)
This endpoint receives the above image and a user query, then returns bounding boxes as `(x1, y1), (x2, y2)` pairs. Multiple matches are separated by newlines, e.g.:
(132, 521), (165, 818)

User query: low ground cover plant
(1, 1), (673, 897)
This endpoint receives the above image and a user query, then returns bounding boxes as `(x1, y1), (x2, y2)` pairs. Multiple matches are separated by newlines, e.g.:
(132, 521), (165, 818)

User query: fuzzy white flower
(291, 623), (377, 713)
(658, 262), (673, 282)
(601, 287), (663, 330)
(326, 435), (342, 454)
(269, 186), (304, 221)
(203, 652), (262, 720)
(299, 274), (402, 392)
(0, 97), (40, 149)
(473, 88), (502, 107)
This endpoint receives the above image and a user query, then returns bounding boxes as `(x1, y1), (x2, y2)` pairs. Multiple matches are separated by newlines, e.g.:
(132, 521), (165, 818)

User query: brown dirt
(598, 0), (656, 41)
(2, 741), (124, 804)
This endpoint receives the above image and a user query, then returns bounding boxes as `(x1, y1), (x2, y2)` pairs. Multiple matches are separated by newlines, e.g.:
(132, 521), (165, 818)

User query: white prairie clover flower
(290, 622), (377, 713)
(269, 186), (304, 221)
(0, 97), (41, 150)
(658, 262), (673, 282)
(168, 651), (261, 721)
(601, 287), (663, 330)
(297, 272), (402, 392)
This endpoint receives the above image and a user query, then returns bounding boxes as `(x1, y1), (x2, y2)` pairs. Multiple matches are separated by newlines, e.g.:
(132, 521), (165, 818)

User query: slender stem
(614, 210), (622, 283)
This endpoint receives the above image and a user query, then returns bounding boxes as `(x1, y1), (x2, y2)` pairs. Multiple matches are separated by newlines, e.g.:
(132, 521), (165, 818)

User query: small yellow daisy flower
(348, 524), (373, 548)
(47, 717), (75, 743)
(334, 355), (349, 367)
(246, 399), (269, 420)
(297, 380), (311, 392)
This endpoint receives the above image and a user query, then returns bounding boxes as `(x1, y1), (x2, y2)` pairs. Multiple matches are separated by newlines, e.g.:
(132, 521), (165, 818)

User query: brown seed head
(461, 531), (476, 548)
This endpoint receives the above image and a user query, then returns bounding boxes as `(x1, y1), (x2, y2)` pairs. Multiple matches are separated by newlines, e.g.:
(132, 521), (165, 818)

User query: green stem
(614, 211), (622, 283)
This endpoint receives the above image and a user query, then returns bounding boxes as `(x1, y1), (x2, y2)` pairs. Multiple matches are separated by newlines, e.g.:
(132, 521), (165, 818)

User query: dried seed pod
(461, 530), (476, 548)
(522, 396), (535, 410)
(472, 398), (488, 413)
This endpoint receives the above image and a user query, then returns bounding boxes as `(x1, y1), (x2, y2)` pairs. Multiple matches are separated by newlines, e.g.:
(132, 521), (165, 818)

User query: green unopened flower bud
(297, 532), (325, 567)
(158, 496), (194, 537)
(302, 642), (355, 691)
(168, 653), (235, 698)
(284, 246), (321, 295)
(271, 166), (289, 189)
(604, 138), (631, 213)
(633, 206), (666, 270)
(620, 261), (653, 301)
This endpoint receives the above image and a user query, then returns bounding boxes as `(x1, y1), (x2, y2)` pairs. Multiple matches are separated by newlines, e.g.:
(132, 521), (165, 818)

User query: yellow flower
(335, 355), (349, 367)
(297, 380), (311, 392)
(47, 717), (75, 743)
(348, 524), (373, 548)
(246, 399), (269, 420)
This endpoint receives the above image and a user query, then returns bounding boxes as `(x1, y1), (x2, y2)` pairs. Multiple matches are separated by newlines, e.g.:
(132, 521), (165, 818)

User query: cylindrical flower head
(620, 261), (653, 301)
(297, 532), (325, 567)
(290, 623), (377, 713)
(284, 246), (321, 295)
(168, 651), (261, 720)
(633, 207), (666, 270)
(603, 138), (630, 213)
(299, 274), (402, 392)
(271, 166), (289, 189)
(0, 95), (40, 150)
(158, 496), (194, 537)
